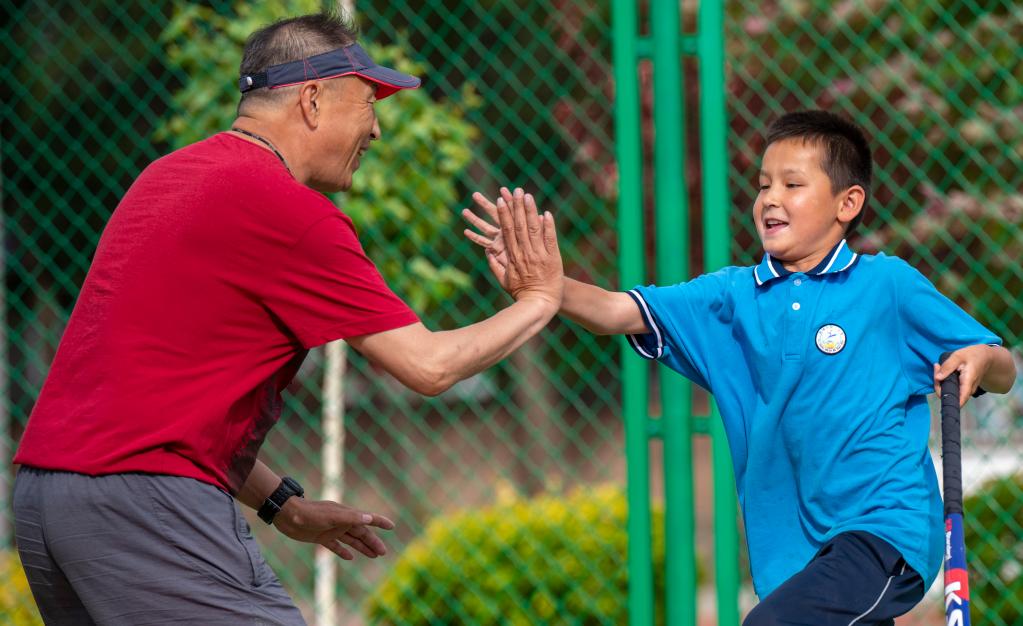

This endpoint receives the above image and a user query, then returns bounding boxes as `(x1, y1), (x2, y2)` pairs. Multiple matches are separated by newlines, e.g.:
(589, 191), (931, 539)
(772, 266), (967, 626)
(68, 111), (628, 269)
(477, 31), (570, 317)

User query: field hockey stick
(939, 351), (970, 626)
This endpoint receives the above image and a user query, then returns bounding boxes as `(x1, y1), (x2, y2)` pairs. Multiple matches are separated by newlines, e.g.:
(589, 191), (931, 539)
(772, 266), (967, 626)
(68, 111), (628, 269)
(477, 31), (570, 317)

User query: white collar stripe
(818, 239), (847, 275)
(754, 265), (763, 286)
(766, 255), (780, 278)
(838, 252), (858, 273)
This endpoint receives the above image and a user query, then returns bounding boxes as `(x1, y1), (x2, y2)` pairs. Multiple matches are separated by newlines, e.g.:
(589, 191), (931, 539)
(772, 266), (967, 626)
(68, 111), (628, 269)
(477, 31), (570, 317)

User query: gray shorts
(13, 467), (306, 625)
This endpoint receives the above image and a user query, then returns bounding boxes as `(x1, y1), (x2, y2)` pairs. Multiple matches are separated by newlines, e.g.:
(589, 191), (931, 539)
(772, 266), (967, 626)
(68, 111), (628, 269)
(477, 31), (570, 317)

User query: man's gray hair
(238, 12), (359, 113)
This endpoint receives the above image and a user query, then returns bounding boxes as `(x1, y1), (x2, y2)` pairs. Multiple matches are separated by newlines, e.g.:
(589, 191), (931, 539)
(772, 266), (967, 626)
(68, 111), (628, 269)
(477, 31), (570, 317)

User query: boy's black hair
(766, 110), (873, 233)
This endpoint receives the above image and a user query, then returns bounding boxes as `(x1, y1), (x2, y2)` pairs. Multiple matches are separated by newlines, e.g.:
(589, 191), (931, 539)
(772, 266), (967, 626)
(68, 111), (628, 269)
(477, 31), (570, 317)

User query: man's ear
(837, 185), (865, 226)
(299, 81), (323, 128)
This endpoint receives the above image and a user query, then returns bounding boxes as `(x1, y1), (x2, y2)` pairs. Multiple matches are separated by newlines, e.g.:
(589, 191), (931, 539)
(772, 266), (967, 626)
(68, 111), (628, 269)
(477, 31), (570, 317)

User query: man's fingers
(367, 513), (395, 531)
(327, 508), (374, 527)
(461, 207), (499, 238)
(346, 526), (388, 555)
(509, 188), (533, 255)
(523, 193), (543, 252)
(323, 540), (355, 560)
(496, 195), (521, 264)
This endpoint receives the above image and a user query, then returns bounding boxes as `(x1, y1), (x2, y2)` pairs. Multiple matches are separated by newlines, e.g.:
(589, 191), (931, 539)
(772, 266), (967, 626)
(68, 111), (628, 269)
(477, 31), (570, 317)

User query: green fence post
(650, 1), (697, 626)
(698, 2), (741, 625)
(613, 1), (653, 624)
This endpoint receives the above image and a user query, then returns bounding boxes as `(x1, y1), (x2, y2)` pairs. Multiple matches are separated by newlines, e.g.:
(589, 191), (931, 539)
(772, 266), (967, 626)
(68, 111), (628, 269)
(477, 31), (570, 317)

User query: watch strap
(257, 476), (304, 525)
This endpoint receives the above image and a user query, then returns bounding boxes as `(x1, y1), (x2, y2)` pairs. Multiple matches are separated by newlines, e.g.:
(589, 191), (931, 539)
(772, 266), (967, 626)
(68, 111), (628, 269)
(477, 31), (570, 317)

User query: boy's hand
(462, 190), (509, 289)
(933, 344), (1001, 407)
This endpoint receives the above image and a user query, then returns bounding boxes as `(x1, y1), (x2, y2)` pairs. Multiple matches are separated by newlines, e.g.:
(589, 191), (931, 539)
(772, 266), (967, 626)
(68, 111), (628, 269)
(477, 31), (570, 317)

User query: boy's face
(754, 138), (857, 265)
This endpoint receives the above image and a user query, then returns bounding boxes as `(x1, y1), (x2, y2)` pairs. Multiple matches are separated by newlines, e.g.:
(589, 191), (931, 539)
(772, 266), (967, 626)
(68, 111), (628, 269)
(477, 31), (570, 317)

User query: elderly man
(12, 13), (562, 625)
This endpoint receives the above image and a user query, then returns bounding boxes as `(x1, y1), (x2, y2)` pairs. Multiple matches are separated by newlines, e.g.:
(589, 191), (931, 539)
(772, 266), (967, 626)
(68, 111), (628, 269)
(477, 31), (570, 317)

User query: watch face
(282, 476), (304, 498)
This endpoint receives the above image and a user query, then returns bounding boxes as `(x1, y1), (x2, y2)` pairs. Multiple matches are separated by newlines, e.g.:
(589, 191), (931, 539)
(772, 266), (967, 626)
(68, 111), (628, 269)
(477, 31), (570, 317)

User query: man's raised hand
(466, 187), (562, 310)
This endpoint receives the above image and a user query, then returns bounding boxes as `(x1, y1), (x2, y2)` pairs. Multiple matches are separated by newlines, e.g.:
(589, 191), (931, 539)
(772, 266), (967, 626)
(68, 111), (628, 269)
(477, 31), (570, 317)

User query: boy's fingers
(542, 211), (559, 255)
(958, 366), (975, 407)
(463, 228), (495, 249)
(461, 207), (499, 237)
(471, 192), (500, 222)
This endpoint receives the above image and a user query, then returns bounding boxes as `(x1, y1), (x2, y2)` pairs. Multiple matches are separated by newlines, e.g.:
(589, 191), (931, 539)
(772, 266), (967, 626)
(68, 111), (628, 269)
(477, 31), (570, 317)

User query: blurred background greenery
(1, 0), (1020, 624)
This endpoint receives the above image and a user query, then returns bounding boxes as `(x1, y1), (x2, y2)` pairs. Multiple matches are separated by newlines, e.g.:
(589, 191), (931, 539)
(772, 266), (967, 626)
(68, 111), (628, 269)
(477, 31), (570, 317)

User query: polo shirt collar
(753, 239), (858, 287)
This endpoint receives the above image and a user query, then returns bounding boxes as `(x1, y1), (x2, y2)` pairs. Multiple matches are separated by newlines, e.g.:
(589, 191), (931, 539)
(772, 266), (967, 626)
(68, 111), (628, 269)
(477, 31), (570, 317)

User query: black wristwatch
(257, 476), (305, 525)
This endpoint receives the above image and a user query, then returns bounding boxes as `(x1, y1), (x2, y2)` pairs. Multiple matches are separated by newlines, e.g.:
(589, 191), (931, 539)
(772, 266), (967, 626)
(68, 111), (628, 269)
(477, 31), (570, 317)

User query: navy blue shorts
(743, 531), (925, 626)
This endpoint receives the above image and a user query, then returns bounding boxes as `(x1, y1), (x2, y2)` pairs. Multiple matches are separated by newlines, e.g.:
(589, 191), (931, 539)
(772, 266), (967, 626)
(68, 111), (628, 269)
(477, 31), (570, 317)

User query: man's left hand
(273, 497), (395, 560)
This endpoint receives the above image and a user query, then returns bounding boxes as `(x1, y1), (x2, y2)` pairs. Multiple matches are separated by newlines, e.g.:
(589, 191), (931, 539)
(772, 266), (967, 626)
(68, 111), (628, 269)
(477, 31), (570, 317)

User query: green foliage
(964, 473), (1023, 625)
(0, 552), (43, 626)
(155, 1), (478, 310)
(365, 485), (679, 625)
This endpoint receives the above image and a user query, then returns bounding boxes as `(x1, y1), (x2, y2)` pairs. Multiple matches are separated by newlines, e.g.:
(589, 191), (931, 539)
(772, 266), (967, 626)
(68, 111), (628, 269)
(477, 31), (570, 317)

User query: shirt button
(794, 278), (802, 286)
(792, 302), (801, 311)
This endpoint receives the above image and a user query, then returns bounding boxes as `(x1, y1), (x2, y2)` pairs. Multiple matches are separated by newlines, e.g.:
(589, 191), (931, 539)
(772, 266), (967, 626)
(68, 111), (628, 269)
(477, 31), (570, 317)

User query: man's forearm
(236, 459), (281, 510)
(350, 297), (558, 397)
(424, 297), (556, 392)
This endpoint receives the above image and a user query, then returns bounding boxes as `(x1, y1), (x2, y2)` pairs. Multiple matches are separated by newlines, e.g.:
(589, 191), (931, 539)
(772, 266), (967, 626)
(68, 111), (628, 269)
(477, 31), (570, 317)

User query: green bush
(0, 552), (43, 626)
(365, 485), (682, 625)
(964, 473), (1023, 625)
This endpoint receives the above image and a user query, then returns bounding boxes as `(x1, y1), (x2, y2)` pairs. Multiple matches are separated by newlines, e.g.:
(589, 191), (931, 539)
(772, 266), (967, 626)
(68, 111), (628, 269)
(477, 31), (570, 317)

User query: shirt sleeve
(624, 270), (734, 391)
(262, 214), (419, 348)
(893, 259), (1002, 396)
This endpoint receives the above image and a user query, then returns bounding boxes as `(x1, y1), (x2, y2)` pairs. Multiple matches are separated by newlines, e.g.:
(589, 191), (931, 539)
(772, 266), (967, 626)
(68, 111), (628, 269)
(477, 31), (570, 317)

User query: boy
(463, 110), (1016, 624)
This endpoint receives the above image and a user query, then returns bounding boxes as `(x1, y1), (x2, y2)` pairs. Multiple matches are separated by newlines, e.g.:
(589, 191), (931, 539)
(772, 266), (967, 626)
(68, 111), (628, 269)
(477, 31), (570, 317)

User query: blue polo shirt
(626, 239), (1000, 598)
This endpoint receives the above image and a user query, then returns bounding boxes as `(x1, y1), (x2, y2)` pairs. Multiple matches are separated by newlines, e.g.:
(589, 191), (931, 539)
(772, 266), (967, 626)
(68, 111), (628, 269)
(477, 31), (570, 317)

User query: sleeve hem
(299, 310), (420, 349)
(625, 289), (663, 360)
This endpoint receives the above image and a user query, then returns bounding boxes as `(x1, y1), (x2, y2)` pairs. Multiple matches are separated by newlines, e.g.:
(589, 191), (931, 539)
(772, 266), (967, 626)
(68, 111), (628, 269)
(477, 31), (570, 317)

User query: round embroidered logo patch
(815, 324), (846, 354)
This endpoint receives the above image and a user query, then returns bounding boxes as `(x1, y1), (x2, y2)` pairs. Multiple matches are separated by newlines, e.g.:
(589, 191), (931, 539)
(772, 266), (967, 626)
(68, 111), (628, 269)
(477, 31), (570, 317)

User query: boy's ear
(837, 185), (865, 226)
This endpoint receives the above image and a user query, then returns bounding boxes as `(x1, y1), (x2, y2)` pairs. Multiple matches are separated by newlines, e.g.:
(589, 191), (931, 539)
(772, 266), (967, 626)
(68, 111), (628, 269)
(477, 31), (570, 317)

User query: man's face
(310, 76), (381, 193)
(753, 138), (847, 262)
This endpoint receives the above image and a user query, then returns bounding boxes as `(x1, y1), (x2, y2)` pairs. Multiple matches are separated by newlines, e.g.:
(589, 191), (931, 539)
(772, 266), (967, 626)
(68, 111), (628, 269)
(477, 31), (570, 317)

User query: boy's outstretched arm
(934, 344), (1016, 407)
(462, 188), (647, 336)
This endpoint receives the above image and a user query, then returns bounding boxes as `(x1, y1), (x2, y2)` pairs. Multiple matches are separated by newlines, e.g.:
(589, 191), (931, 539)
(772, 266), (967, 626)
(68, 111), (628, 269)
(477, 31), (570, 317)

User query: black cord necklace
(230, 127), (292, 176)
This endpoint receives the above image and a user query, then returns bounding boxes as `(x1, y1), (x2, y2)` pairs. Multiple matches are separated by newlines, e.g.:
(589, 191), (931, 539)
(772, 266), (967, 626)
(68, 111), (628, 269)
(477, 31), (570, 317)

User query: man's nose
(370, 118), (381, 141)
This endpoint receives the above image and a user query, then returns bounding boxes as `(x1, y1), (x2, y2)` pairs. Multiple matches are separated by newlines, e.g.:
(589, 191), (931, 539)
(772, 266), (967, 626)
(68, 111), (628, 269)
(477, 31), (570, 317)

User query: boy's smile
(754, 138), (862, 273)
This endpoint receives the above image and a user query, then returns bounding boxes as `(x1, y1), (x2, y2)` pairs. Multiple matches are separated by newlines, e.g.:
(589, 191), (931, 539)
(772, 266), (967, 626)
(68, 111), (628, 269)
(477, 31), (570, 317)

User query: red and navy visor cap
(239, 43), (420, 99)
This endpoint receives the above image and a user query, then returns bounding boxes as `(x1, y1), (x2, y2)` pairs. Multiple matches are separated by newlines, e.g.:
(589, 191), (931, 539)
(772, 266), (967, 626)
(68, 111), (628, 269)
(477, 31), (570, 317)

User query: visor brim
(355, 65), (421, 99)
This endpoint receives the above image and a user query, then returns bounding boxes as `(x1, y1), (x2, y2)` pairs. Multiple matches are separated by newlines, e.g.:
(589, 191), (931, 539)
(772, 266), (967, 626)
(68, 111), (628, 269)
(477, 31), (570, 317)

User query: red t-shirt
(14, 133), (418, 492)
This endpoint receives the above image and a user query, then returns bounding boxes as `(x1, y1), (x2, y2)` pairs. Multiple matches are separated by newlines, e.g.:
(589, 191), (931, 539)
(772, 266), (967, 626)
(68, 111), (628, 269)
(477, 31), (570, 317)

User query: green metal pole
(613, 1), (653, 624)
(651, 0), (696, 625)
(698, 1), (741, 624)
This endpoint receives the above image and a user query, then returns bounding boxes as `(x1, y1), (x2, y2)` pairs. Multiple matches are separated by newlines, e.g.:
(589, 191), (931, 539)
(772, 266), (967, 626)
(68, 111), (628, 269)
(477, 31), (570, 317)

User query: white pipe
(316, 3), (356, 622)
(316, 340), (346, 626)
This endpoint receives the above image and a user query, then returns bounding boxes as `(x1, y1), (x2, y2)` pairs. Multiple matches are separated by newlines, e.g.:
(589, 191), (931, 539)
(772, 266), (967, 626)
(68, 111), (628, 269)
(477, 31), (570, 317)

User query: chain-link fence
(724, 1), (1023, 623)
(1, 1), (1020, 625)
